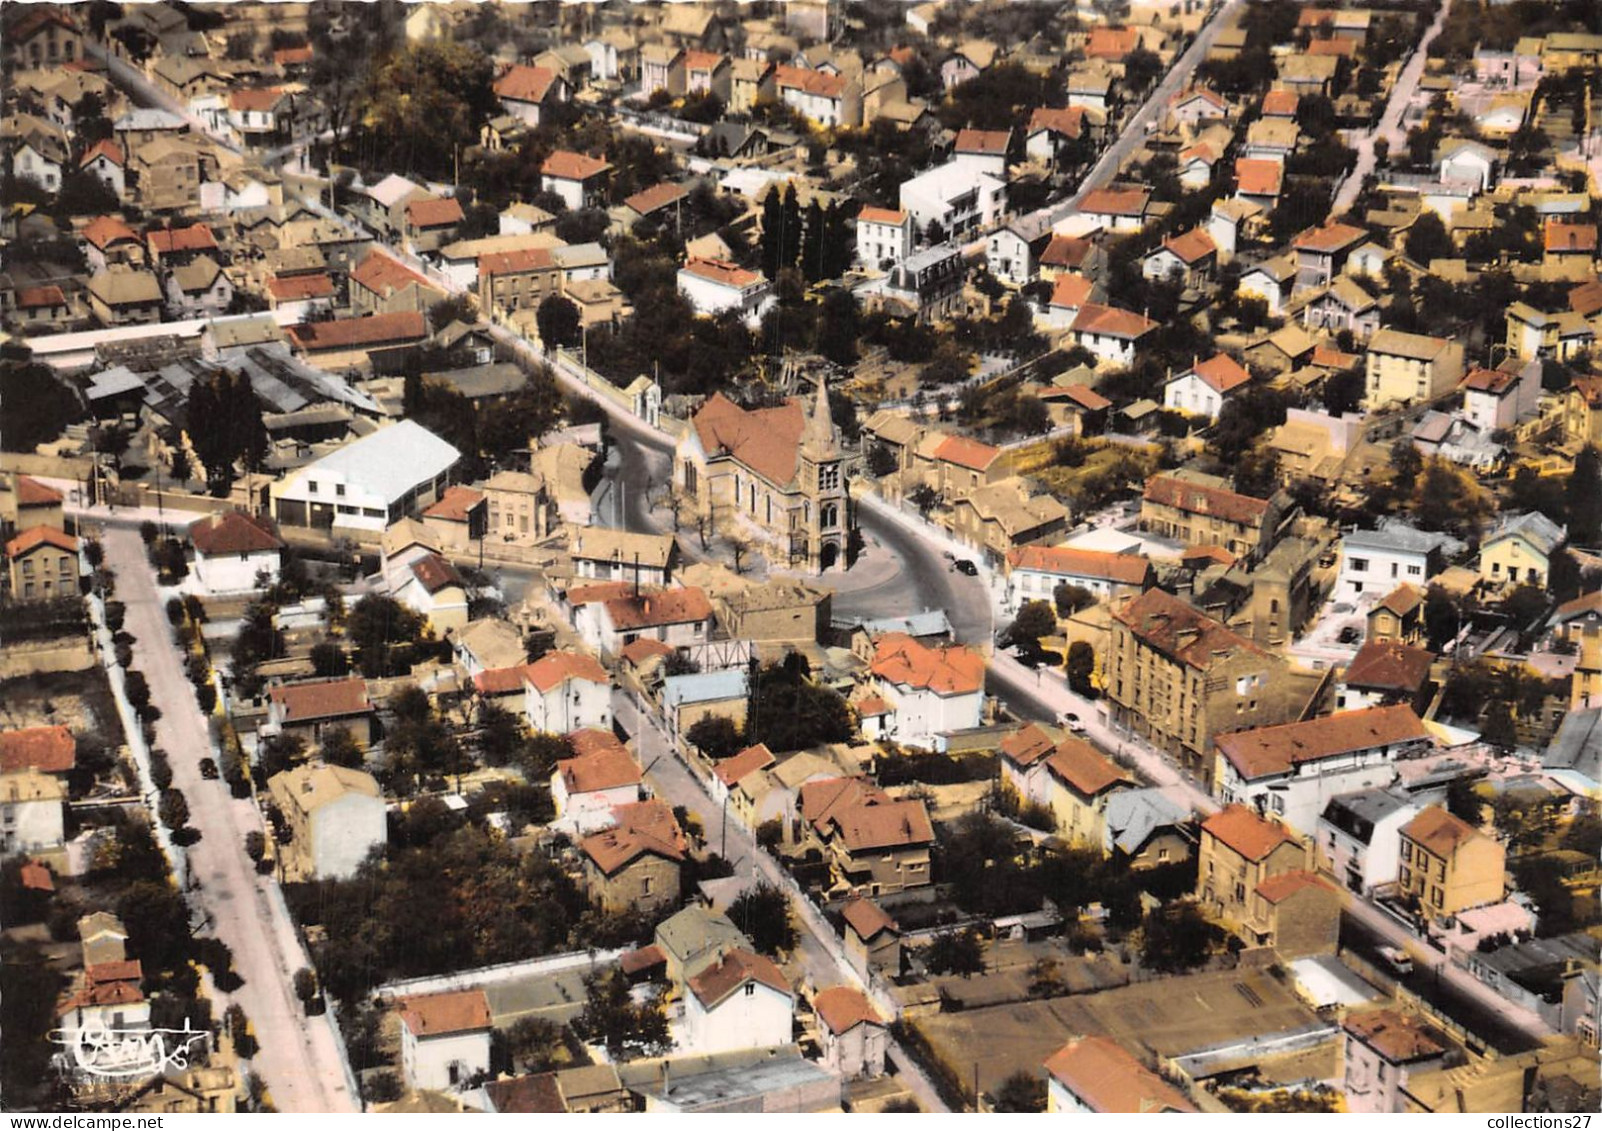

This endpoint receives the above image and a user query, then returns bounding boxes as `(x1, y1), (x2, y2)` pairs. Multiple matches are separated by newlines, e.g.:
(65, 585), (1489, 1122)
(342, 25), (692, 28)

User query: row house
(1107, 588), (1295, 780)
(1139, 472), (1290, 563)
(1317, 787), (1421, 897)
(1397, 805), (1506, 924)
(1002, 544), (1155, 614)
(478, 246), (560, 317)
(1212, 705), (1431, 837)
(1141, 227), (1218, 288)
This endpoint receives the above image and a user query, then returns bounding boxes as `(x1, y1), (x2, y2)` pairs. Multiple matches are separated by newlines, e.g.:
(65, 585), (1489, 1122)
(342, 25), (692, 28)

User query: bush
(166, 597), (186, 627)
(114, 641), (134, 669)
(104, 601), (126, 633)
(158, 788), (190, 832)
(195, 683), (217, 713)
(123, 670), (151, 710)
(149, 749), (174, 791)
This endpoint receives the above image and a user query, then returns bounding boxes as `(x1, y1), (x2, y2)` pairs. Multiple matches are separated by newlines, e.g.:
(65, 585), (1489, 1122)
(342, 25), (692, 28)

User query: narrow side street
(99, 523), (358, 1114)
(614, 689), (953, 1113)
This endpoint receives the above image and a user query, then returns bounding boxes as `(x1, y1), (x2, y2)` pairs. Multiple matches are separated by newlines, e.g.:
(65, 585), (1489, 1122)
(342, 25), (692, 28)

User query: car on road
(1337, 626), (1361, 644)
(1377, 945), (1413, 976)
(1060, 712), (1087, 734)
(953, 559), (978, 576)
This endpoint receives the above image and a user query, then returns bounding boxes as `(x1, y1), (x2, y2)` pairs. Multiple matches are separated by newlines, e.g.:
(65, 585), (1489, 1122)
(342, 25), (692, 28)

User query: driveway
(99, 523), (357, 1113)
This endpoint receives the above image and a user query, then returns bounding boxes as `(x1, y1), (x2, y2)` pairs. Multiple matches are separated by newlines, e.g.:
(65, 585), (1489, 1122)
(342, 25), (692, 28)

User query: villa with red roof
(493, 63), (570, 125)
(521, 650), (612, 735)
(684, 948), (794, 1053)
(399, 989), (492, 1093)
(187, 510), (285, 594)
(540, 150), (612, 210)
(862, 632), (985, 749)
(1162, 351), (1252, 421)
(1141, 226), (1218, 287)
(856, 205), (914, 268)
(676, 257), (774, 320)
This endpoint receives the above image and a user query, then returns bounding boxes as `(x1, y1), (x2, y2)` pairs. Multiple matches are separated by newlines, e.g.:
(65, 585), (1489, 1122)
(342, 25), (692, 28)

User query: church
(674, 378), (855, 573)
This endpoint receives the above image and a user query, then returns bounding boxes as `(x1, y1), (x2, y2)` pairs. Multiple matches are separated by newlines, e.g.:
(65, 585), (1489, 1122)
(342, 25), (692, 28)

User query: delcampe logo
(50, 1022), (209, 1079)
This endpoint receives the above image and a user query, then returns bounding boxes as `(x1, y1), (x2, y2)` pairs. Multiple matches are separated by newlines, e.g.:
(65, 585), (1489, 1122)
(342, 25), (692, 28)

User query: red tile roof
(524, 650), (609, 693)
(682, 257), (762, 289)
(954, 128), (1010, 155)
(6, 525), (78, 558)
(1187, 352), (1251, 394)
(86, 959), (143, 986)
(814, 985), (884, 1034)
(1000, 722), (1058, 768)
(16, 476), (62, 508)
(624, 180), (690, 216)
(409, 552), (463, 594)
(1215, 705), (1429, 781)
(266, 272), (336, 301)
(933, 433), (1001, 471)
(0, 725), (75, 775)
(1343, 641), (1434, 692)
(1079, 187), (1151, 218)
(146, 223), (217, 254)
(772, 64), (848, 98)
(857, 205), (907, 225)
(495, 63), (562, 104)
(1143, 473), (1272, 526)
(580, 798), (686, 873)
(1115, 588), (1265, 669)
(1255, 869), (1335, 903)
(83, 215), (139, 250)
(1377, 582), (1424, 618)
(1045, 736), (1130, 798)
(542, 150), (611, 181)
(681, 49), (726, 73)
(350, 251), (436, 297)
(406, 196), (465, 229)
(714, 743), (776, 787)
(1005, 544), (1150, 585)
(567, 727), (627, 758)
(1235, 157), (1284, 197)
(1069, 302), (1157, 340)
(1086, 25), (1141, 60)
(288, 311), (428, 351)
(479, 246), (556, 276)
(423, 486), (484, 523)
(870, 632), (985, 696)
(1044, 1037), (1197, 1113)
(1028, 106), (1087, 138)
(1162, 227), (1219, 264)
(1343, 1010), (1447, 1064)
(557, 744), (642, 794)
(1201, 804), (1300, 862)
(689, 393), (808, 488)
(840, 895), (898, 940)
(603, 586), (712, 630)
(1049, 274), (1094, 310)
(79, 139), (123, 168)
(20, 859), (54, 892)
(1402, 805), (1486, 858)
(16, 285), (66, 309)
(474, 664), (534, 696)
(188, 510), (283, 556)
(1261, 89), (1300, 117)
(267, 677), (371, 723)
(688, 948), (791, 1008)
(274, 45), (314, 66)
(833, 796), (933, 852)
(400, 989), (492, 1037)
(228, 87), (286, 113)
(1293, 221), (1367, 254)
(1040, 233), (1093, 269)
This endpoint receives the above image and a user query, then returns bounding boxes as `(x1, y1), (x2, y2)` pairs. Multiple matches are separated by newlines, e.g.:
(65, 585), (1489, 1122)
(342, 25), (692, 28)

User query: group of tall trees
(187, 371), (268, 496)
(758, 185), (856, 284)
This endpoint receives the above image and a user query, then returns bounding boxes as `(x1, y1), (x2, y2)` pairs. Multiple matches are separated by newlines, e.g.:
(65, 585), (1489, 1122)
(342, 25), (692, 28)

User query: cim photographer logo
(51, 1022), (209, 1079)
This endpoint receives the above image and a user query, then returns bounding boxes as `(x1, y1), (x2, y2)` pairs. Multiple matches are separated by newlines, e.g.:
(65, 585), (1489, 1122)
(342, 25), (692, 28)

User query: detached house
(772, 65), (860, 128)
(402, 196), (464, 256)
(1480, 510), (1565, 590)
(579, 799), (685, 914)
(163, 255), (232, 318)
(1045, 1038), (1197, 1114)
(1336, 520), (1463, 603)
(683, 950), (793, 1055)
(861, 632), (985, 750)
(1397, 805), (1506, 923)
(1066, 303), (1157, 367)
(1364, 329), (1466, 408)
(187, 510), (283, 594)
(1298, 277), (1380, 340)
(1025, 106), (1091, 166)
(80, 139), (126, 199)
(800, 776), (934, 897)
(1141, 228), (1217, 287)
(88, 266), (164, 326)
(677, 258), (773, 320)
(265, 764), (385, 880)
(399, 991), (492, 1093)
(1197, 803), (1311, 925)
(1163, 353), (1250, 422)
(263, 677), (375, 748)
(855, 206), (913, 269)
(5, 526), (77, 602)
(540, 151), (611, 211)
(521, 650), (612, 735)
(552, 730), (643, 825)
(493, 64), (569, 126)
(1078, 187), (1151, 234)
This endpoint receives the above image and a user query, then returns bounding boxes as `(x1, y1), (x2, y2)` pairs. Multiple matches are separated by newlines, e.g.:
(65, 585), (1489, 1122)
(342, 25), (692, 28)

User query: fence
(374, 946), (627, 1002)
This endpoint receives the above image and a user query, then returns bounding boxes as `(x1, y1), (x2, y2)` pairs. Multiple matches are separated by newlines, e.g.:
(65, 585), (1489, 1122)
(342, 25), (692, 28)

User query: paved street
(1333, 0), (1455, 215)
(98, 524), (357, 1113)
(614, 690), (953, 1113)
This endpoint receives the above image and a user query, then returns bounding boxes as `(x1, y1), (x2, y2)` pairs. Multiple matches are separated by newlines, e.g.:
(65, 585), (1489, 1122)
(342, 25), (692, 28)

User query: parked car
(954, 559), (978, 576)
(1377, 945), (1414, 976)
(200, 758), (219, 780)
(1337, 626), (1361, 644)
(1060, 712), (1086, 734)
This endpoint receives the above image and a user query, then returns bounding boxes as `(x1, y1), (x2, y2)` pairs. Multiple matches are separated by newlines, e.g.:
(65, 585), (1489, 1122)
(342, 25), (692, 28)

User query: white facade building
(682, 949), (794, 1054)
(1317, 788), (1420, 896)
(855, 207), (914, 269)
(0, 770), (65, 854)
(864, 634), (985, 751)
(1337, 520), (1464, 603)
(898, 160), (1006, 242)
(399, 991), (493, 1093)
(676, 258), (775, 321)
(270, 420), (460, 533)
(522, 651), (612, 734)
(187, 510), (284, 594)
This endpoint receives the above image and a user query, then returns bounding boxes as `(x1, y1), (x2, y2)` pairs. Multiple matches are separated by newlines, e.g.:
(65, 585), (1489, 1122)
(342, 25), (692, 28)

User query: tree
(347, 595), (430, 678)
(1066, 641), (1096, 696)
(1480, 699), (1517, 751)
(1, 359), (85, 453)
(745, 662), (854, 752)
(992, 1070), (1047, 1113)
(1403, 211), (1453, 265)
(685, 714), (744, 760)
(815, 288), (861, 367)
(244, 830), (266, 864)
(924, 927), (985, 976)
(574, 968), (670, 1060)
(500, 1017), (563, 1075)
(866, 443), (899, 477)
(1053, 583), (1094, 617)
(535, 294), (582, 352)
(1139, 901), (1219, 973)
(186, 370), (268, 494)
(320, 728), (365, 770)
(1444, 775), (1483, 826)
(1009, 600), (1057, 652)
(728, 882), (797, 955)
(353, 42), (496, 179)
(293, 967), (319, 1013)
(1567, 445), (1602, 545)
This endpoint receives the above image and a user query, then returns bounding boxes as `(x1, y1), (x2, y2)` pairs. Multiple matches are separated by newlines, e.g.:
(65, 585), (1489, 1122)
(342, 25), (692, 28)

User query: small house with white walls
(398, 990), (492, 1093)
(1163, 353), (1251, 422)
(522, 650), (612, 734)
(856, 207), (913, 269)
(813, 986), (887, 1079)
(551, 730), (643, 826)
(862, 633), (985, 750)
(682, 949), (794, 1054)
(187, 510), (284, 594)
(677, 258), (774, 320)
